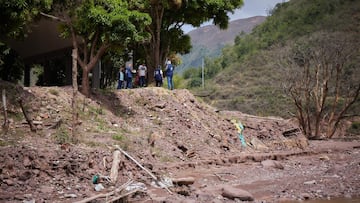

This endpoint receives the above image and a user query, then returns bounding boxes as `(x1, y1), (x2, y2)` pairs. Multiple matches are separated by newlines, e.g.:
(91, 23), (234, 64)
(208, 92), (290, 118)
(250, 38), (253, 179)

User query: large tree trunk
(144, 2), (165, 84)
(81, 67), (90, 97)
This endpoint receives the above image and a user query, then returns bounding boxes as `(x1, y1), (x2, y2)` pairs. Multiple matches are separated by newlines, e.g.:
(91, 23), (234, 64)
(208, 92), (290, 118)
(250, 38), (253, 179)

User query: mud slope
(1, 84), (358, 202)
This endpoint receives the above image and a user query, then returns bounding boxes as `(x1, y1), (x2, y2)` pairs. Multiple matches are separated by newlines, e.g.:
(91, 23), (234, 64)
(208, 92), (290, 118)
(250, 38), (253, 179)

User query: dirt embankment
(0, 84), (359, 202)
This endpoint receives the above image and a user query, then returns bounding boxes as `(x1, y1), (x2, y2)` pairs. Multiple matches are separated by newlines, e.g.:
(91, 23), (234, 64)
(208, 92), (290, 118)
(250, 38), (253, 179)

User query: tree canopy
(129, 0), (244, 82)
(0, 0), (52, 82)
(45, 0), (151, 96)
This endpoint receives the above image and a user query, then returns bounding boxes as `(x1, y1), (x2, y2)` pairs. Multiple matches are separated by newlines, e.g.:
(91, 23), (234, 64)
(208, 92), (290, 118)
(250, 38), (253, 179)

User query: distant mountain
(178, 16), (266, 72)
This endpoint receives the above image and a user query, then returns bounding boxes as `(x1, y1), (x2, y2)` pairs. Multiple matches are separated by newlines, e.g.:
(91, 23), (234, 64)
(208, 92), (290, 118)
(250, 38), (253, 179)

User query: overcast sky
(183, 0), (287, 33)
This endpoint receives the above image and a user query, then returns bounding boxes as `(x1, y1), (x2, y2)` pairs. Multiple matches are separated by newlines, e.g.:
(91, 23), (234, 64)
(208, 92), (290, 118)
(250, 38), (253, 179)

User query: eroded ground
(0, 85), (359, 202)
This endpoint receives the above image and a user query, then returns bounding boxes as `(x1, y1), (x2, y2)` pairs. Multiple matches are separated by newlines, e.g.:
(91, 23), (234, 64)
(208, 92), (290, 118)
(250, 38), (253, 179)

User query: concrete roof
(7, 19), (72, 60)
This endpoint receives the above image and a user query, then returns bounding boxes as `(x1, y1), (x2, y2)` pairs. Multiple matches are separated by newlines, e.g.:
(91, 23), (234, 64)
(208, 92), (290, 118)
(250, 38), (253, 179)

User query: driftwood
(114, 145), (173, 194)
(18, 98), (36, 132)
(110, 150), (121, 183)
(73, 179), (133, 203)
(2, 89), (9, 133)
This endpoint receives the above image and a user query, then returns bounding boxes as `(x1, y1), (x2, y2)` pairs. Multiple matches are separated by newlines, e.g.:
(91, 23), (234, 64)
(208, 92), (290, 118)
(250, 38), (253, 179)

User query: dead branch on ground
(114, 145), (173, 194)
(18, 98), (36, 132)
(73, 179), (133, 203)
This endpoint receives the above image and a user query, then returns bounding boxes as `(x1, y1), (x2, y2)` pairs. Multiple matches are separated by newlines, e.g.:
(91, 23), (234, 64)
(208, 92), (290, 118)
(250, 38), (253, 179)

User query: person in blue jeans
(117, 67), (124, 89)
(165, 60), (174, 90)
(125, 63), (133, 89)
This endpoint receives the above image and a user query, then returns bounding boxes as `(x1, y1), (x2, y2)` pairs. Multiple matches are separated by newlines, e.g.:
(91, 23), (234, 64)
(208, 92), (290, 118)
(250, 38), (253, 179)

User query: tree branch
(40, 12), (67, 23)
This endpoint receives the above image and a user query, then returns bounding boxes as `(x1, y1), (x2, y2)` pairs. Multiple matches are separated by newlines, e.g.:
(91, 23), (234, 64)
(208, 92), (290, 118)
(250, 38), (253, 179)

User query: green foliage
(49, 0), (152, 95)
(0, 0), (51, 82)
(0, 45), (24, 82)
(188, 77), (202, 88)
(112, 133), (124, 141)
(70, 0), (151, 44)
(53, 126), (71, 144)
(187, 0), (360, 119)
(0, 0), (52, 39)
(132, 0), (244, 84)
(183, 67), (199, 80)
(347, 121), (360, 135)
(173, 74), (186, 89)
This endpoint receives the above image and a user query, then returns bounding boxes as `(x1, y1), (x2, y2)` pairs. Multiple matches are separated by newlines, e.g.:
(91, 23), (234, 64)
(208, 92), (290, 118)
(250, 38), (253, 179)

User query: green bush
(347, 121), (360, 135)
(188, 77), (202, 88)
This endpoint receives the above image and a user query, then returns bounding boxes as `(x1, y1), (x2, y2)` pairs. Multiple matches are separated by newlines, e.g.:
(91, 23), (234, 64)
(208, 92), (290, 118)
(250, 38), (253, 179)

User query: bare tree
(281, 32), (360, 139)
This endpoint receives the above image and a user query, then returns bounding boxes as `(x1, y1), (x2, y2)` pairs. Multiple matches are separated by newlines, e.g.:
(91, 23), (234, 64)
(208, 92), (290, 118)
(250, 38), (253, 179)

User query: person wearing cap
(165, 60), (174, 90)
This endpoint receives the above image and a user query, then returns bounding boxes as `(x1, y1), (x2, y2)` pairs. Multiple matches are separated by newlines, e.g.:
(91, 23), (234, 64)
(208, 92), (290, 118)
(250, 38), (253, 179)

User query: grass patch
(112, 133), (124, 141)
(53, 126), (72, 144)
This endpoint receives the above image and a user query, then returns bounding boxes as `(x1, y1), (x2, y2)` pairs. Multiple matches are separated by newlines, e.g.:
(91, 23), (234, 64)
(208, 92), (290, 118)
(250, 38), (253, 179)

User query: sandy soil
(0, 85), (359, 203)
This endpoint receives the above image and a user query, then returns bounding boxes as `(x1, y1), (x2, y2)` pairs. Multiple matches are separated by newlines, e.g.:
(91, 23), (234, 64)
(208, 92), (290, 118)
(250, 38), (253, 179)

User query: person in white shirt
(138, 63), (147, 87)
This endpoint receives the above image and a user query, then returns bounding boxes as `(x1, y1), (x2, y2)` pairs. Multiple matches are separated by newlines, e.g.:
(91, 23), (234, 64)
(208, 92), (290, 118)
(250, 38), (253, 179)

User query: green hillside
(187, 0), (360, 118)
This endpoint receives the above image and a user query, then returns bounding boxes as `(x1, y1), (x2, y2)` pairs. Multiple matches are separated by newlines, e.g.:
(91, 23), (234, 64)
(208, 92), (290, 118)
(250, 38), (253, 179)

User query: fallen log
(109, 150), (121, 183)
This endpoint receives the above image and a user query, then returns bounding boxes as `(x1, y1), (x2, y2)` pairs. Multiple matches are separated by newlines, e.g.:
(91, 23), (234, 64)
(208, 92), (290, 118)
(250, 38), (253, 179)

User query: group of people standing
(117, 60), (174, 90)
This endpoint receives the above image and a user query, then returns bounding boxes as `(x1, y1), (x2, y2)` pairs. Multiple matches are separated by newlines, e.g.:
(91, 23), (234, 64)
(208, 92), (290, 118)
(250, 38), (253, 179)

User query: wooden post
(110, 150), (121, 183)
(71, 48), (78, 140)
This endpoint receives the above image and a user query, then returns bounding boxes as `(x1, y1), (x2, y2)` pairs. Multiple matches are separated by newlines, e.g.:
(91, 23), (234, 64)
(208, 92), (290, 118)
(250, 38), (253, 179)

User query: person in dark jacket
(154, 65), (163, 87)
(165, 60), (174, 90)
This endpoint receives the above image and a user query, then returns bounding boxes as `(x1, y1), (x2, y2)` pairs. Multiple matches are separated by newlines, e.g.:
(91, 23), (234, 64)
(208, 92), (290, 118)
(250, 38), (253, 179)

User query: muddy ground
(0, 84), (359, 203)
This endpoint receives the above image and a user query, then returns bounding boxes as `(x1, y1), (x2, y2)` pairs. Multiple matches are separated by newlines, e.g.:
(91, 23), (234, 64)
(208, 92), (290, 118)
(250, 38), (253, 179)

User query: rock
(319, 155), (330, 161)
(221, 185), (254, 201)
(23, 156), (32, 167)
(304, 180), (316, 185)
(39, 186), (53, 193)
(64, 194), (78, 198)
(94, 183), (105, 191)
(4, 179), (15, 186)
(172, 177), (195, 186)
(18, 171), (32, 181)
(23, 199), (35, 203)
(250, 137), (269, 151)
(300, 192), (311, 200)
(261, 160), (284, 169)
(155, 102), (166, 109)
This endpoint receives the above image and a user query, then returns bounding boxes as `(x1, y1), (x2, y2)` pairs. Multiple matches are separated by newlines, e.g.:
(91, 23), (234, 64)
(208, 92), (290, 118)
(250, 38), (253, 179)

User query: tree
(129, 0), (244, 83)
(281, 32), (360, 139)
(42, 0), (151, 96)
